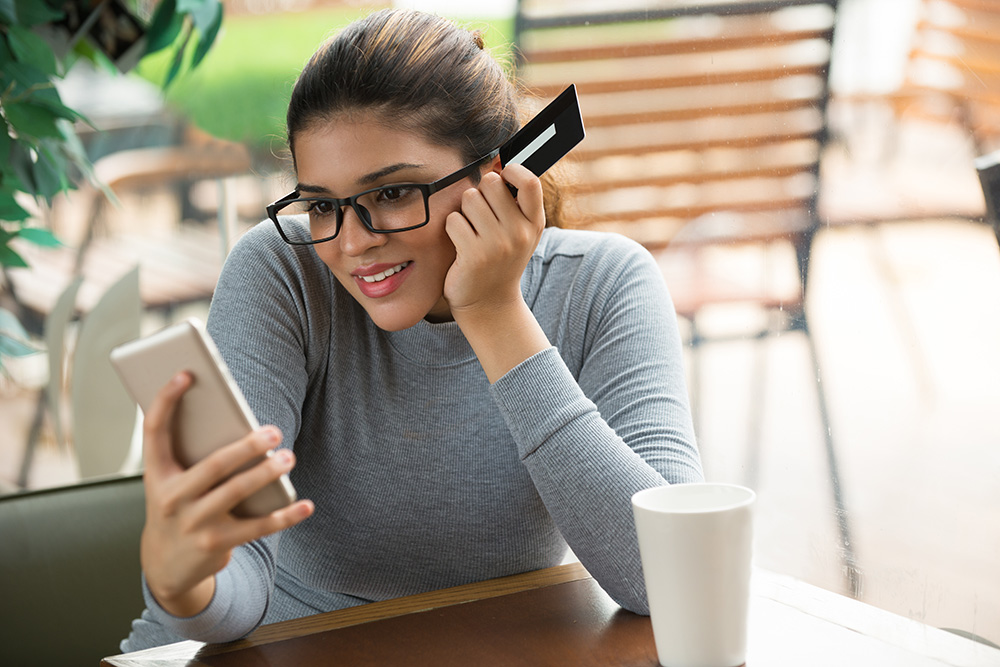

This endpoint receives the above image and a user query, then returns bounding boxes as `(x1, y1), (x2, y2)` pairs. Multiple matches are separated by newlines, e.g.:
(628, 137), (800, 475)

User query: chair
(818, 0), (998, 227)
(893, 0), (1000, 156)
(514, 0), (860, 596)
(0, 474), (146, 667)
(17, 268), (141, 489)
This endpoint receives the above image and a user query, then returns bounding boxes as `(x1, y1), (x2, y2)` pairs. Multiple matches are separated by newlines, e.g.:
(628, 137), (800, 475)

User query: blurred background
(0, 0), (997, 648)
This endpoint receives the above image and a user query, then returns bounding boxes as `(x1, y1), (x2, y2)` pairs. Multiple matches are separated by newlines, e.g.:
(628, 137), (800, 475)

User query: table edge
(100, 561), (591, 667)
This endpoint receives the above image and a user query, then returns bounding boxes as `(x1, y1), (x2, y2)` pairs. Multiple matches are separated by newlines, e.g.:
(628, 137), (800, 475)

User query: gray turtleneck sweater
(121, 221), (702, 651)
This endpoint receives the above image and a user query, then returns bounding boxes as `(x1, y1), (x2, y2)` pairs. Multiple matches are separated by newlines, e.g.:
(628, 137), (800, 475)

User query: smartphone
(110, 318), (297, 517)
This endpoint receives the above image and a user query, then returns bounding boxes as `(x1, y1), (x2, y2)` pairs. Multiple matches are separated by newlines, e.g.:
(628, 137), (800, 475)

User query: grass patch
(140, 8), (514, 164)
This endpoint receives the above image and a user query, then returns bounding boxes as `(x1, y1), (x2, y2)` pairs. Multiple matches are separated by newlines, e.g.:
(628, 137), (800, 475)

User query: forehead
(292, 114), (461, 189)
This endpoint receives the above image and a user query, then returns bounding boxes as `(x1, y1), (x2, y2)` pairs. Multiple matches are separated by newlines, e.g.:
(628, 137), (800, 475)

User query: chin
(367, 313), (421, 332)
(363, 303), (438, 332)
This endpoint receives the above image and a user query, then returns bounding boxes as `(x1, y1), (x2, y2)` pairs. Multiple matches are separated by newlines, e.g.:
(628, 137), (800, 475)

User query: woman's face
(293, 115), (478, 331)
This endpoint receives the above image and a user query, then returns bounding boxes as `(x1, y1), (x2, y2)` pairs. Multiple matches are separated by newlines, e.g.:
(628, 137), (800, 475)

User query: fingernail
(264, 427), (281, 445)
(275, 449), (293, 465)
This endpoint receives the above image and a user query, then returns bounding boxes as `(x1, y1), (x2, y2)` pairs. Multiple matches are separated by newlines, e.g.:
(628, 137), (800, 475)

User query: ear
(485, 154), (503, 175)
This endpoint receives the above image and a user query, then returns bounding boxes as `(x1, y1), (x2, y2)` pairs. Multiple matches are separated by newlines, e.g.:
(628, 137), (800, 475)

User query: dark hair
(286, 9), (563, 227)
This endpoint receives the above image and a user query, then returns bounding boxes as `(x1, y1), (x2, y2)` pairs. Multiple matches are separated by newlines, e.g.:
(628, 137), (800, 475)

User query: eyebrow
(296, 162), (425, 194)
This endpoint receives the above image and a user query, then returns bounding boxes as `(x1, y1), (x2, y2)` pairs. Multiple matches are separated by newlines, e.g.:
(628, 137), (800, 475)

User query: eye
(305, 199), (337, 216)
(375, 186), (418, 204)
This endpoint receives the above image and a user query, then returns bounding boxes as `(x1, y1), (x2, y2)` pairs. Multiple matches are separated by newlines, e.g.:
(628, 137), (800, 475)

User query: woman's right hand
(139, 372), (314, 618)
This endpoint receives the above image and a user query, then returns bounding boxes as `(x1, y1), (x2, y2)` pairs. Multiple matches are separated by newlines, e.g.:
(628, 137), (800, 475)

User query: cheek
(313, 243), (342, 276)
(312, 244), (360, 298)
(416, 224), (457, 279)
(431, 184), (469, 222)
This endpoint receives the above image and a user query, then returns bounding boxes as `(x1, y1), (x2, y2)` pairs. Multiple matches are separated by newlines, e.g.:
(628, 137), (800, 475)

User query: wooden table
(102, 562), (1000, 666)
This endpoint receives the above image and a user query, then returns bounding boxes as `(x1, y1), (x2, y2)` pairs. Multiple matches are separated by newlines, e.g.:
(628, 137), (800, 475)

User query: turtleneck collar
(383, 317), (477, 367)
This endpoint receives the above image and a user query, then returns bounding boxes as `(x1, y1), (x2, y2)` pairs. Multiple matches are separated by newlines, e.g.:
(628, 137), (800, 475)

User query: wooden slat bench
(514, 0), (860, 597)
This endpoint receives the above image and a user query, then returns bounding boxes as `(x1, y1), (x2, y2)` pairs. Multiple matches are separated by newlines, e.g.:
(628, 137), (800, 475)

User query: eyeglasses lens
(274, 185), (429, 244)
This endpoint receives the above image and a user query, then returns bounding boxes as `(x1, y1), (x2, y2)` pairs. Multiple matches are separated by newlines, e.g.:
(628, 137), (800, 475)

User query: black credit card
(500, 84), (585, 178)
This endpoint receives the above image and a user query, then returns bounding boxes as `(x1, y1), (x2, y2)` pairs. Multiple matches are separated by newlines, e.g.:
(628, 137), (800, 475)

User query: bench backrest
(515, 0), (838, 263)
(0, 475), (145, 666)
(899, 0), (1000, 154)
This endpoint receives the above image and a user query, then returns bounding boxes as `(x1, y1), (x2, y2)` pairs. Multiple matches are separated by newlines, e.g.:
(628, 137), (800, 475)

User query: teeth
(361, 261), (410, 283)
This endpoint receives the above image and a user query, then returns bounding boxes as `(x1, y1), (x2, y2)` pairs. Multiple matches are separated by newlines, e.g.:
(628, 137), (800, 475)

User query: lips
(352, 261), (413, 298)
(359, 261), (411, 283)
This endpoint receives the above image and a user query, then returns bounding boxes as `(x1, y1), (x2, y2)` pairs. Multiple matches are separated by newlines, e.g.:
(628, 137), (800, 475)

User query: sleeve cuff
(141, 567), (238, 643)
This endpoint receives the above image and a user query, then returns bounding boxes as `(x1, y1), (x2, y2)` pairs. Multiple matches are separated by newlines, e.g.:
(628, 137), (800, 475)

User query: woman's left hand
(443, 162), (545, 320)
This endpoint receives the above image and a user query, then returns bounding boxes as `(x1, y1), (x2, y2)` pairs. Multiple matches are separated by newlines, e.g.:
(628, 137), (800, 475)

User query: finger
(475, 172), (520, 217)
(500, 164), (545, 224)
(472, 172), (544, 256)
(192, 443), (296, 521)
(461, 183), (502, 231)
(180, 428), (283, 509)
(143, 372), (193, 477)
(444, 209), (479, 248)
(216, 499), (315, 550)
(475, 171), (539, 237)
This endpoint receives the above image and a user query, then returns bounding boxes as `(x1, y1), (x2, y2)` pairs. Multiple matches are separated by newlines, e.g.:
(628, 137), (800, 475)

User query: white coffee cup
(632, 483), (755, 667)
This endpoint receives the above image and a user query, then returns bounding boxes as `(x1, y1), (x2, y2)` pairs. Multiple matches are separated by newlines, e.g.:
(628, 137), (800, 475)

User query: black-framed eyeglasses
(266, 147), (500, 245)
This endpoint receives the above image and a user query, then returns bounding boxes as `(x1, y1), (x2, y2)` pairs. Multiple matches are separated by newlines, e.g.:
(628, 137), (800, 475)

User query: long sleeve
(490, 232), (702, 613)
(124, 225), (331, 649)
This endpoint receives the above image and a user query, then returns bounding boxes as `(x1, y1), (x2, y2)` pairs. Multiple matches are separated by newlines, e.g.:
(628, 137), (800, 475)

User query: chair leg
(743, 331), (769, 492)
(17, 393), (46, 488)
(805, 325), (863, 599)
(687, 318), (702, 443)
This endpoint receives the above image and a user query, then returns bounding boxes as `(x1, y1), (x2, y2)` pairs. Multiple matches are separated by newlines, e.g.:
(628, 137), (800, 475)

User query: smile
(360, 261), (411, 283)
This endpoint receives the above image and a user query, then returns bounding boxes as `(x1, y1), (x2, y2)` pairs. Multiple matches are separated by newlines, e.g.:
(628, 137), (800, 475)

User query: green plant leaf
(163, 23), (193, 88)
(30, 142), (68, 201)
(11, 0), (62, 27)
(163, 47), (185, 87)
(55, 118), (101, 192)
(32, 93), (85, 124)
(145, 0), (181, 56)
(18, 226), (62, 247)
(4, 101), (62, 138)
(0, 307), (40, 357)
(0, 191), (30, 222)
(0, 125), (11, 164)
(182, 0), (221, 34)
(190, 2), (223, 68)
(0, 305), (30, 337)
(0, 62), (83, 122)
(0, 241), (27, 267)
(1, 60), (63, 107)
(7, 139), (35, 192)
(7, 24), (58, 75)
(0, 30), (12, 60)
(1, 58), (48, 94)
(0, 332), (39, 357)
(0, 0), (16, 25)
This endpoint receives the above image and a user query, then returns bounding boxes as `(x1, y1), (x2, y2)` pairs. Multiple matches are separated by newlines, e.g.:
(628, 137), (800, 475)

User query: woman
(122, 8), (702, 651)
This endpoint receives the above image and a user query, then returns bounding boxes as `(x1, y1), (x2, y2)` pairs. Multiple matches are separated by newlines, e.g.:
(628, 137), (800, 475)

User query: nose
(337, 204), (386, 256)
